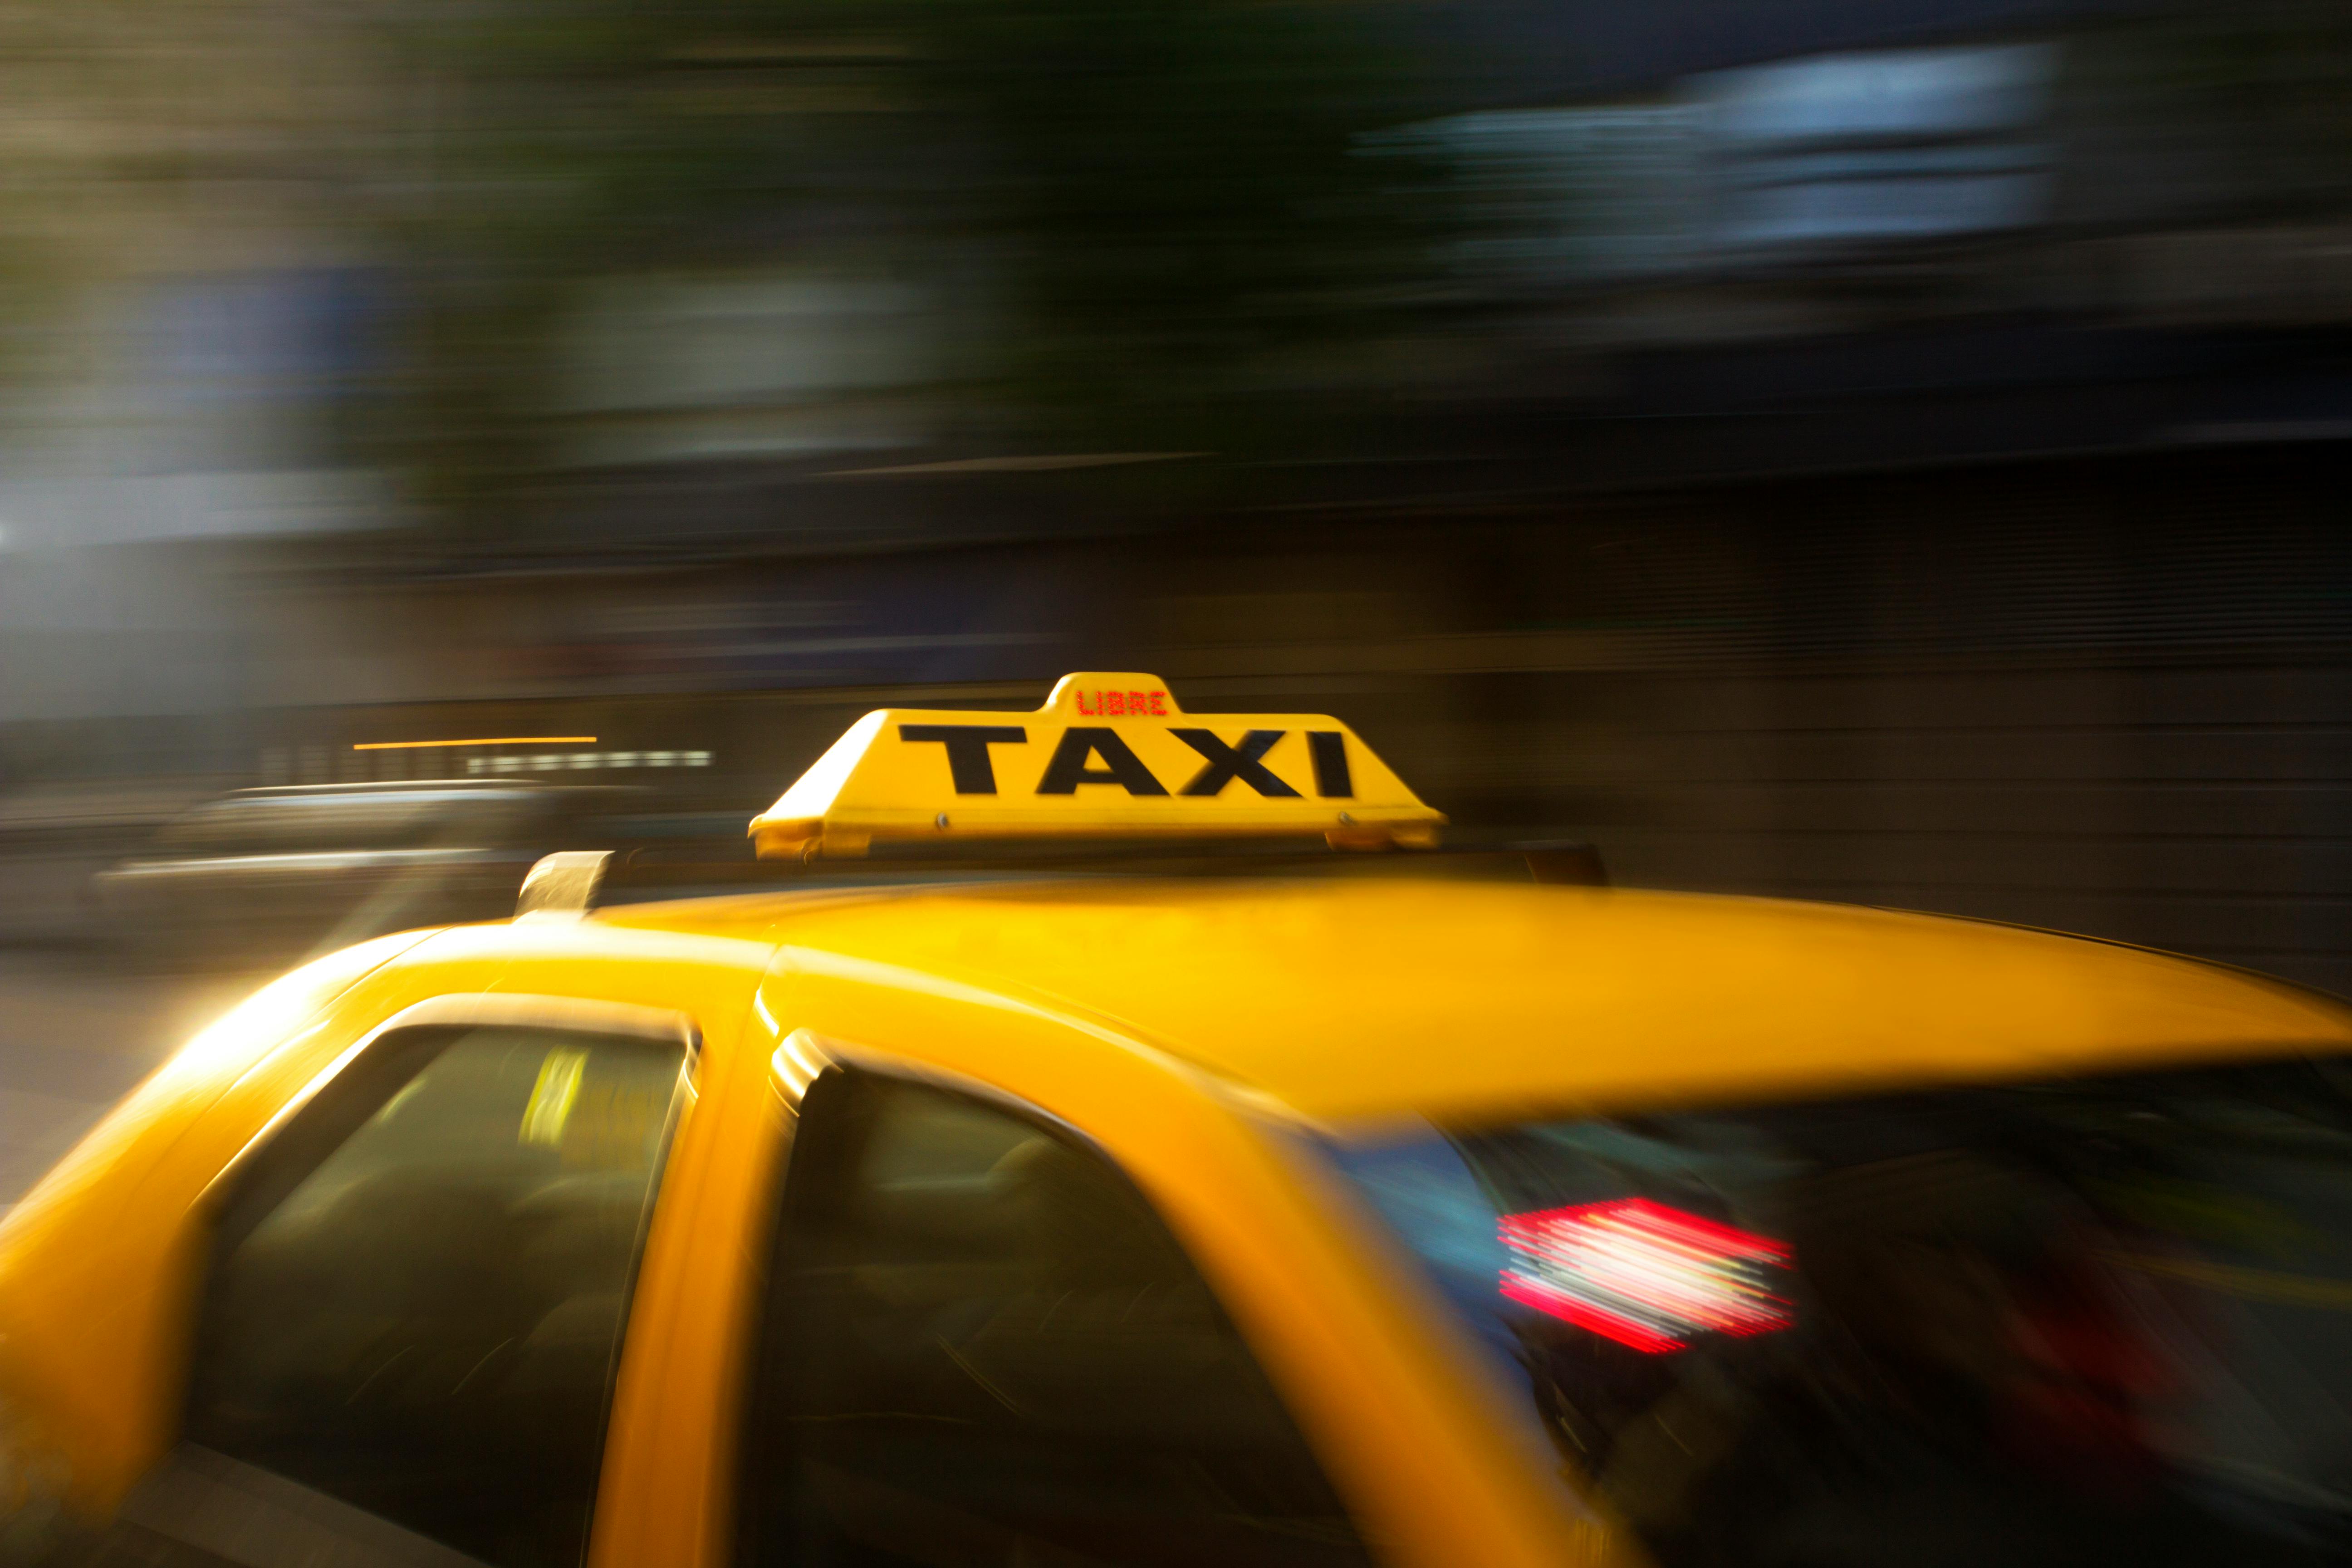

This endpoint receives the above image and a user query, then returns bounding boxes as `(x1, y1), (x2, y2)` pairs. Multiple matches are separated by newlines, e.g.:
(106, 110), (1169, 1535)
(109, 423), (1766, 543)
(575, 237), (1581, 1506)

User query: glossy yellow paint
(604, 879), (2352, 1124)
(746, 954), (1602, 1568)
(595, 939), (1605, 1568)
(593, 877), (2352, 1567)
(5, 872), (2350, 1568)
(746, 671), (1445, 858)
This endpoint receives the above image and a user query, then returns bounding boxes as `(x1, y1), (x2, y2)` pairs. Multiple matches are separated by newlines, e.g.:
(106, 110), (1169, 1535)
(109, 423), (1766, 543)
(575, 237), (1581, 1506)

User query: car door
(74, 969), (713, 1568)
(736, 1054), (1378, 1568)
(581, 958), (1594, 1568)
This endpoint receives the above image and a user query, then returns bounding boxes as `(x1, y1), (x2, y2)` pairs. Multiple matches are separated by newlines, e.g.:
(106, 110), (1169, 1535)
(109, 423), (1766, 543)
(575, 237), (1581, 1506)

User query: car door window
(181, 1020), (691, 1568)
(737, 1068), (1377, 1568)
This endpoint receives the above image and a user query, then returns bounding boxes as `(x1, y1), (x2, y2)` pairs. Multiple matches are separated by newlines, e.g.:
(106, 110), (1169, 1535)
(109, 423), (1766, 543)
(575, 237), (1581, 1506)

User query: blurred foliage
(13, 0), (2352, 530)
(381, 0), (1437, 518)
(2062, 0), (2352, 225)
(911, 0), (1432, 435)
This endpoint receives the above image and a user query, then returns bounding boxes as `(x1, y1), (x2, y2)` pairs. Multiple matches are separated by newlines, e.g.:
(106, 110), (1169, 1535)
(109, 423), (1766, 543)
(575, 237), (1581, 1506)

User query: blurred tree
(379, 0), (1439, 526)
(912, 0), (1432, 445)
(2060, 0), (2352, 230)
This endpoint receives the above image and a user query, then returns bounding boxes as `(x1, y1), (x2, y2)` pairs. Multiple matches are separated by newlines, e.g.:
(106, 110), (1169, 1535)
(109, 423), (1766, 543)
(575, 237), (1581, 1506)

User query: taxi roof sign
(750, 672), (1446, 859)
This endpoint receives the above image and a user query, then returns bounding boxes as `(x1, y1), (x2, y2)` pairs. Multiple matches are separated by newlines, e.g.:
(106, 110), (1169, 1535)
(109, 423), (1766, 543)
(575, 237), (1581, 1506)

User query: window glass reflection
(1331, 1058), (2352, 1566)
(191, 1024), (685, 1568)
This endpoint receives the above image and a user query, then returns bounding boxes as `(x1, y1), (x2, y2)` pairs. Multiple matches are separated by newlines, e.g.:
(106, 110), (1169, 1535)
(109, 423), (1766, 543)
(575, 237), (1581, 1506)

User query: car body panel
(0, 919), (774, 1529)
(596, 953), (1594, 1568)
(7, 875), (2351, 1568)
(599, 880), (2352, 1122)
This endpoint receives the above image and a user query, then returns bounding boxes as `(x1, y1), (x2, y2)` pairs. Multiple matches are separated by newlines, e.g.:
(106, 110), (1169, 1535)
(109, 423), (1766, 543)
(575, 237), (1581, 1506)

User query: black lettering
(1035, 728), (1168, 795)
(1171, 729), (1298, 798)
(898, 725), (1027, 794)
(1307, 731), (1353, 798)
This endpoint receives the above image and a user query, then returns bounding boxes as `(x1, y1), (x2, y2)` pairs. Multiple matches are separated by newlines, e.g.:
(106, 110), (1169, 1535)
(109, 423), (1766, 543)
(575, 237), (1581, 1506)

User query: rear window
(1327, 1055), (2352, 1566)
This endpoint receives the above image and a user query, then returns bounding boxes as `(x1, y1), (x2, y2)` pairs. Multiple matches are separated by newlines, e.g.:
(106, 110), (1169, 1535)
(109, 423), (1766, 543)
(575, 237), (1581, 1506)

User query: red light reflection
(1498, 1198), (1794, 1354)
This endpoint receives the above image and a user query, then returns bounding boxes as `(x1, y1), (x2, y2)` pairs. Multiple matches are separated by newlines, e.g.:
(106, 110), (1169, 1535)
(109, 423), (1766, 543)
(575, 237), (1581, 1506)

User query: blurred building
(4, 0), (2352, 988)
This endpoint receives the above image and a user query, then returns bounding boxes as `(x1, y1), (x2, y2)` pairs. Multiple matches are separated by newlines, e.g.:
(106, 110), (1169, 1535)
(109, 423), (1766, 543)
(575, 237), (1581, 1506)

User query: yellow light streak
(353, 736), (598, 751)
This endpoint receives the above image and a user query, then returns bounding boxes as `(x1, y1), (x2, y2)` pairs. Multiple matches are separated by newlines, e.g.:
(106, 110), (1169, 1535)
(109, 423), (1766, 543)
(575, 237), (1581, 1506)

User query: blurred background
(5, 0), (2352, 1189)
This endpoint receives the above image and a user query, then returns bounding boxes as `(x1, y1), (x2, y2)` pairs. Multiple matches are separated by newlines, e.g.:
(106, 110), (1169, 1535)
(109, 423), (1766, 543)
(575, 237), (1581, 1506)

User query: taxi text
(897, 724), (1355, 799)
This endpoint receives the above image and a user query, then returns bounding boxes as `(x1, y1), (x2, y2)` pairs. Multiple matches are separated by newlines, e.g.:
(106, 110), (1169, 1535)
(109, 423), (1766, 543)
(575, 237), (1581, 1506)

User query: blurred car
(6, 674), (2352, 1568)
(90, 780), (639, 956)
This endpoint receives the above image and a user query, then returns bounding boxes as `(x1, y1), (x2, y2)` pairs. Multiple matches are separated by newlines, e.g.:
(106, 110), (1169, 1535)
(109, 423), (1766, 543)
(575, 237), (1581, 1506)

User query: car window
(737, 1070), (1377, 1568)
(182, 1021), (690, 1568)
(1325, 1054), (2352, 1568)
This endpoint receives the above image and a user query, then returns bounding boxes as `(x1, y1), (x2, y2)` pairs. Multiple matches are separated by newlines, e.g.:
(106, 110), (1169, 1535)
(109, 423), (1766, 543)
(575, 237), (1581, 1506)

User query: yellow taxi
(5, 673), (2352, 1568)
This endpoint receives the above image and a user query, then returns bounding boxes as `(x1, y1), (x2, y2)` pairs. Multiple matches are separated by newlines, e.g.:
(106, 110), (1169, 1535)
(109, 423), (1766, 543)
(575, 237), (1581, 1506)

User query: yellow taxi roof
(600, 879), (2352, 1124)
